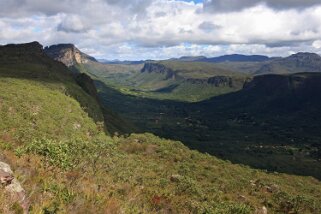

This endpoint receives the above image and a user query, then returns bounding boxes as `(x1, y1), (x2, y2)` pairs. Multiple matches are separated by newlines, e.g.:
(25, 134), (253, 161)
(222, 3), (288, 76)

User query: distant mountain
(44, 44), (97, 67)
(98, 59), (146, 65)
(172, 54), (270, 63)
(172, 56), (207, 62)
(256, 52), (321, 74)
(96, 71), (321, 179)
(201, 54), (270, 63)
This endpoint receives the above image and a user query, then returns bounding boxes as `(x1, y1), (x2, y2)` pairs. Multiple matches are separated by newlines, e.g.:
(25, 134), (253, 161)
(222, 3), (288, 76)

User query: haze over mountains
(2, 0), (321, 213)
(42, 42), (321, 179)
(0, 40), (321, 213)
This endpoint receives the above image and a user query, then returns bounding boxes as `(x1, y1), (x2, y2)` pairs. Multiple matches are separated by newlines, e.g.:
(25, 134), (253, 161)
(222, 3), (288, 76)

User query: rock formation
(0, 161), (29, 214)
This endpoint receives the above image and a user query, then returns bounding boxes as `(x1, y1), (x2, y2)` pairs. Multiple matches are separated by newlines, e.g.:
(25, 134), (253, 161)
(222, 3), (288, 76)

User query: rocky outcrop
(0, 161), (29, 213)
(142, 63), (241, 87)
(141, 62), (178, 80)
(185, 76), (233, 87)
(44, 44), (97, 67)
(208, 76), (233, 87)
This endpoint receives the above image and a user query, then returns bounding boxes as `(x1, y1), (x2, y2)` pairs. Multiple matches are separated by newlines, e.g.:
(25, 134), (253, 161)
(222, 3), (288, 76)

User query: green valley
(0, 42), (320, 214)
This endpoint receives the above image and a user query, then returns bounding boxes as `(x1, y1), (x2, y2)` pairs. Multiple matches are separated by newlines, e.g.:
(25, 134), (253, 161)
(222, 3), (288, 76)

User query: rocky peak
(288, 52), (321, 61)
(44, 43), (97, 67)
(285, 52), (321, 69)
(141, 62), (178, 80)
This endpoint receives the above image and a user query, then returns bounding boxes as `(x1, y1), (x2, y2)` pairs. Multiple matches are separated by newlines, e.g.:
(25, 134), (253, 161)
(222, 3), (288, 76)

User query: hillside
(96, 72), (321, 180)
(0, 42), (321, 213)
(255, 52), (321, 74)
(45, 44), (251, 102)
(97, 61), (251, 102)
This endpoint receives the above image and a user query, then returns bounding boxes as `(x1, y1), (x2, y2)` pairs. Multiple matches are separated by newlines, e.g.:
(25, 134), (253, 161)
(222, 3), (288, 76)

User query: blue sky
(0, 0), (321, 60)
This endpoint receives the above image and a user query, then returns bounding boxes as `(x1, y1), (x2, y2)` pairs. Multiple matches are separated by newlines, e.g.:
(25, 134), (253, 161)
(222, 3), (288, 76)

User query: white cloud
(57, 15), (89, 33)
(313, 40), (321, 49)
(203, 0), (321, 12)
(0, 0), (321, 60)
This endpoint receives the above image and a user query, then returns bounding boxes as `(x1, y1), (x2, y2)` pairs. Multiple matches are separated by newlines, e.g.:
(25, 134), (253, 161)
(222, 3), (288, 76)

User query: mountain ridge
(44, 43), (97, 67)
(0, 42), (321, 213)
(255, 52), (321, 74)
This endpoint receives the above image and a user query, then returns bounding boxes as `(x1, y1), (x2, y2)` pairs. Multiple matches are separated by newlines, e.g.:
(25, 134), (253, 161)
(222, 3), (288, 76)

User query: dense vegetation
(1, 42), (320, 213)
(78, 60), (249, 102)
(96, 73), (321, 180)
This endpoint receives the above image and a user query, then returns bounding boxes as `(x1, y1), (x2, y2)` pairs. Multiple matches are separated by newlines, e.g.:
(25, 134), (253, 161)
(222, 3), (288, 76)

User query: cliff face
(141, 62), (178, 80)
(44, 44), (97, 67)
(141, 62), (247, 88)
(185, 76), (233, 87)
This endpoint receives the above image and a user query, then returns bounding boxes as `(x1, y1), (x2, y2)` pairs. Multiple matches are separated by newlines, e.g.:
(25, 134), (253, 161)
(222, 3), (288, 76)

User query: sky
(1, 0), (321, 60)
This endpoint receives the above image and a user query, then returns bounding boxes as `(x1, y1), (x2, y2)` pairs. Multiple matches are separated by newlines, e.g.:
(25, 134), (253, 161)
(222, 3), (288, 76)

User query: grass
(0, 43), (320, 213)
(79, 60), (250, 102)
(0, 78), (106, 143)
(2, 134), (321, 213)
(157, 60), (249, 78)
(96, 77), (321, 180)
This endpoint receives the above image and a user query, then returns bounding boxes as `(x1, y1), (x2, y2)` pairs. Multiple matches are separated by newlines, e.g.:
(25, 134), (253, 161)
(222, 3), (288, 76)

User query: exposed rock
(184, 76), (233, 87)
(170, 174), (182, 182)
(0, 161), (29, 214)
(208, 76), (233, 87)
(44, 44), (97, 67)
(255, 206), (268, 214)
(264, 184), (279, 193)
(237, 195), (247, 202)
(141, 63), (178, 80)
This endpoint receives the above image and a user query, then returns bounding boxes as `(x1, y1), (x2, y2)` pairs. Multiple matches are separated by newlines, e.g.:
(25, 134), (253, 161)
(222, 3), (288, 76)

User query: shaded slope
(96, 72), (321, 179)
(0, 42), (320, 213)
(0, 42), (104, 125)
(44, 43), (138, 134)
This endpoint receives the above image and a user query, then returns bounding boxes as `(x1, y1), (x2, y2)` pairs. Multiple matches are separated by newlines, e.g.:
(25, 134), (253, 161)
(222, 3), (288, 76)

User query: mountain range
(1, 41), (321, 213)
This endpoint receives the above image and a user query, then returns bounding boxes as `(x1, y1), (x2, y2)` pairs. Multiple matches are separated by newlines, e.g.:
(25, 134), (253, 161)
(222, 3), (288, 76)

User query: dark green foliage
(96, 73), (321, 179)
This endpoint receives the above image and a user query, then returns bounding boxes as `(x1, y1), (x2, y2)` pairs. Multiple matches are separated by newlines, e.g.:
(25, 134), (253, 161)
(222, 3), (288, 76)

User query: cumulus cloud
(57, 15), (88, 33)
(203, 0), (321, 12)
(0, 0), (321, 60)
(313, 40), (321, 49)
(198, 21), (221, 32)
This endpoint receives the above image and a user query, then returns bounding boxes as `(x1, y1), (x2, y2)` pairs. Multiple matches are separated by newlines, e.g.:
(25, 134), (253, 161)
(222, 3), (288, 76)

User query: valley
(2, 1), (321, 213)
(1, 42), (320, 213)
(44, 44), (321, 179)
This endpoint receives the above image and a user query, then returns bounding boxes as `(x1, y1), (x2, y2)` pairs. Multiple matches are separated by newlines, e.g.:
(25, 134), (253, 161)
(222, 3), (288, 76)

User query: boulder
(0, 161), (29, 214)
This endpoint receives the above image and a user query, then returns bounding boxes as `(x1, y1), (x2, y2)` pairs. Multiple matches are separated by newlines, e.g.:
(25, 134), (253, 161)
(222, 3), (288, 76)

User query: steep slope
(0, 42), (321, 213)
(96, 72), (321, 179)
(256, 52), (321, 74)
(117, 61), (251, 102)
(44, 43), (138, 134)
(0, 42), (107, 143)
(44, 44), (97, 67)
(45, 44), (254, 102)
